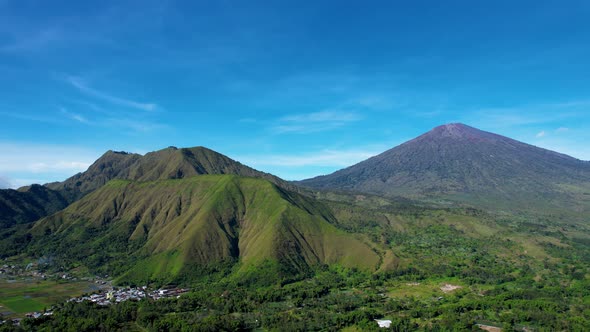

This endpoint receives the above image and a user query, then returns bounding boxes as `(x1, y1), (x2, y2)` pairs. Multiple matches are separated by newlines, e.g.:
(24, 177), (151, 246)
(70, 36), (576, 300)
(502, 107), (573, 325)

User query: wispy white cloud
(238, 148), (381, 168)
(61, 99), (167, 132)
(7, 178), (59, 189)
(531, 137), (590, 161)
(27, 161), (92, 173)
(235, 146), (393, 180)
(0, 142), (101, 187)
(60, 107), (89, 123)
(281, 111), (361, 123)
(65, 75), (158, 112)
(348, 95), (403, 111)
(460, 100), (590, 161)
(273, 110), (361, 134)
(465, 100), (590, 128)
(105, 118), (168, 133)
(535, 127), (570, 139)
(556, 127), (569, 133)
(0, 175), (11, 189)
(0, 111), (63, 124)
(69, 99), (112, 115)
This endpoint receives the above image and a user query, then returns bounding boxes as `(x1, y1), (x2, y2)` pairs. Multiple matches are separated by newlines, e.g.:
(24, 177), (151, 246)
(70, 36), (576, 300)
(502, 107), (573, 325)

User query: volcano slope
(300, 123), (590, 217)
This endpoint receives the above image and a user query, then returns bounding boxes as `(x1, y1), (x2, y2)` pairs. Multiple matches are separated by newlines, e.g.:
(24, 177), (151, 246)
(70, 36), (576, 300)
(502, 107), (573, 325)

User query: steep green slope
(30, 175), (384, 284)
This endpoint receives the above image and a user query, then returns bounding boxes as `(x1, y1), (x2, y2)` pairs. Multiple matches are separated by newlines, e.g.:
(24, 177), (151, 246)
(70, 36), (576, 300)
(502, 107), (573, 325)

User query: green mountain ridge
(47, 146), (297, 200)
(1, 146), (299, 228)
(30, 175), (388, 284)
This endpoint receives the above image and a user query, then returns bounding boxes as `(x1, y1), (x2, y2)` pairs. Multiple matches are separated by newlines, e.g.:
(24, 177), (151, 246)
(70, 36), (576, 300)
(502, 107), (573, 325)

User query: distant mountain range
(2, 123), (589, 284)
(0, 185), (68, 228)
(299, 123), (590, 215)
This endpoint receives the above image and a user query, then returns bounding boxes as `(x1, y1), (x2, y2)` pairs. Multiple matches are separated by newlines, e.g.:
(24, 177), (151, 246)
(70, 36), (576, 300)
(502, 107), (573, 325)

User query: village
(3, 285), (190, 326)
(67, 285), (190, 306)
(0, 260), (189, 327)
(1, 286), (190, 326)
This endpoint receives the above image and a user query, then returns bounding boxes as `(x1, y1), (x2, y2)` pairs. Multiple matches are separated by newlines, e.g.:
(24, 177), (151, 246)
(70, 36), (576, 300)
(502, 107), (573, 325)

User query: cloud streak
(0, 175), (11, 189)
(465, 100), (590, 128)
(273, 110), (361, 134)
(0, 111), (63, 124)
(238, 148), (380, 168)
(0, 142), (101, 187)
(60, 107), (89, 123)
(66, 76), (158, 112)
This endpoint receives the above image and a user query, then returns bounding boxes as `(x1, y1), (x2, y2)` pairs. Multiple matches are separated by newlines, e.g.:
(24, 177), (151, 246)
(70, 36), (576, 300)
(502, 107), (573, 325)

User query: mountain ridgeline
(3, 124), (590, 285)
(2, 125), (590, 330)
(0, 146), (299, 226)
(46, 146), (297, 200)
(300, 123), (590, 215)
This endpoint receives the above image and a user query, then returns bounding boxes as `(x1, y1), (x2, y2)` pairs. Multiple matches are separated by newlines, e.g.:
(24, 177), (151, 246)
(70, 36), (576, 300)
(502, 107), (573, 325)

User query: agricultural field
(0, 280), (95, 317)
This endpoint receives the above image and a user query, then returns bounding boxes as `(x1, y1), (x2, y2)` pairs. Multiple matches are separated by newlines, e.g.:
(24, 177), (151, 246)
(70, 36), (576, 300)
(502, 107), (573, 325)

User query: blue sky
(1, 0), (590, 188)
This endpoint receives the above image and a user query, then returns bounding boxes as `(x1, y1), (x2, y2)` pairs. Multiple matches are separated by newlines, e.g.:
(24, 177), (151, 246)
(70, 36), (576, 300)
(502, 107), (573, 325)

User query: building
(375, 319), (392, 328)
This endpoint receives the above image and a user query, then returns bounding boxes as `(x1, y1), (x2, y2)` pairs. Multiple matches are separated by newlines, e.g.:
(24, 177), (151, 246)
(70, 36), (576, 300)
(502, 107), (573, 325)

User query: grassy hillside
(29, 175), (385, 285)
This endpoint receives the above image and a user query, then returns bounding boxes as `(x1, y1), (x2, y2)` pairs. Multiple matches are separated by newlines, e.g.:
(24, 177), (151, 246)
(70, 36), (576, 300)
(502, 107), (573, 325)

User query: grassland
(0, 280), (94, 317)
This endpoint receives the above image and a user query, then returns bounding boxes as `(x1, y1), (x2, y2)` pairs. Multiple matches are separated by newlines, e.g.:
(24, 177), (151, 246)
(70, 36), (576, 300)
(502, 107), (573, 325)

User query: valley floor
(1, 263), (588, 331)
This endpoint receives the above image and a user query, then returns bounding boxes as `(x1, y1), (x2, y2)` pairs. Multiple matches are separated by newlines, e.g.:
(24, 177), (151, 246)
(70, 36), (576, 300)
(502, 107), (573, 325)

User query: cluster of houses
(25, 311), (53, 319)
(0, 262), (76, 282)
(2, 311), (52, 327)
(0, 264), (18, 276)
(0, 287), (189, 327)
(67, 286), (190, 306)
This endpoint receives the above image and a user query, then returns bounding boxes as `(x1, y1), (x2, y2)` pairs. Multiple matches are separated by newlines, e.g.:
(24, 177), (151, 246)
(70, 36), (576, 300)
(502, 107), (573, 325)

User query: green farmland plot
(0, 280), (93, 316)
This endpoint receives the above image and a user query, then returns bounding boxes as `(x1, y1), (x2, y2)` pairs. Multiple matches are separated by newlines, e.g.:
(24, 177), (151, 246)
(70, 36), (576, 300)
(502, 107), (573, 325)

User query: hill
(0, 185), (69, 227)
(29, 175), (388, 285)
(0, 146), (299, 226)
(299, 123), (590, 215)
(46, 146), (296, 201)
(45, 150), (142, 201)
